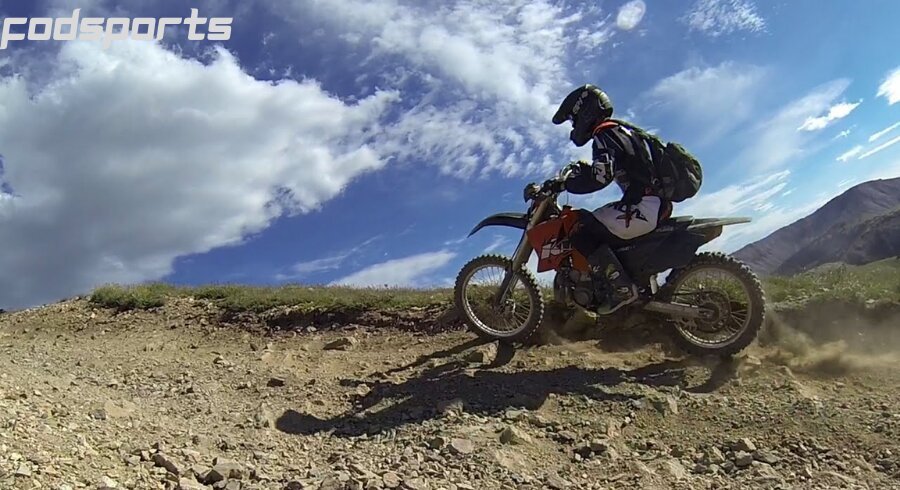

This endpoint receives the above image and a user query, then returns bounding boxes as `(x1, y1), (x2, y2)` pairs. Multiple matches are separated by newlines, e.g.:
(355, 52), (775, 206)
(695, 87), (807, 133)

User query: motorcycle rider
(544, 84), (674, 314)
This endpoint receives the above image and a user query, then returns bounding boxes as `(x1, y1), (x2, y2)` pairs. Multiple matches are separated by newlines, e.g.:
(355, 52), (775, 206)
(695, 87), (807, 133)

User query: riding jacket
(563, 125), (659, 206)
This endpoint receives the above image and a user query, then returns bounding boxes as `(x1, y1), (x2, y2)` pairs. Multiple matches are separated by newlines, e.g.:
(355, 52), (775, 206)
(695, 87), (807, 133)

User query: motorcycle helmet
(552, 84), (614, 147)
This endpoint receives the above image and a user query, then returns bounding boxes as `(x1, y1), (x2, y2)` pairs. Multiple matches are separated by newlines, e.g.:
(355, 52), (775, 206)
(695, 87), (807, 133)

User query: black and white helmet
(552, 84), (614, 147)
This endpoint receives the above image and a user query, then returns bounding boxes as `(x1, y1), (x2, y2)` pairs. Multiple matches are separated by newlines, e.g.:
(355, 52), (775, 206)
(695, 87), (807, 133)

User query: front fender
(468, 212), (528, 237)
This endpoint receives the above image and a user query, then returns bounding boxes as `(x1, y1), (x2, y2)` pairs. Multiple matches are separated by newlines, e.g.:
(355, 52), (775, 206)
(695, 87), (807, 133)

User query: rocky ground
(0, 298), (899, 490)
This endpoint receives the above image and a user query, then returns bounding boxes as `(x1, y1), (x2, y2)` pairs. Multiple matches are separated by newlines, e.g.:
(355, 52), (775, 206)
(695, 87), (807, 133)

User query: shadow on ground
(535, 306), (686, 358)
(276, 337), (738, 438)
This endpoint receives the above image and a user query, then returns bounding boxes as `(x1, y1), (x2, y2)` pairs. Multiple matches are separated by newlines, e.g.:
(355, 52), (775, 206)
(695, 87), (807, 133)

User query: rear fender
(686, 218), (751, 245)
(694, 225), (723, 244)
(468, 212), (528, 237)
(687, 217), (751, 230)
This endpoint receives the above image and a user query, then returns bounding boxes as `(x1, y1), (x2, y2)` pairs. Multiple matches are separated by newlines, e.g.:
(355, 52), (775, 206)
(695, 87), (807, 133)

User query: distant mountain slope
(775, 207), (900, 275)
(732, 177), (900, 275)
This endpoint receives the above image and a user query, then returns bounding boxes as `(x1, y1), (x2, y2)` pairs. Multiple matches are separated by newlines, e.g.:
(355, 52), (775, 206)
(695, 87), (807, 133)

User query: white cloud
(869, 121), (900, 142)
(279, 0), (615, 179)
(376, 103), (527, 179)
(277, 236), (381, 281)
(616, 0), (646, 30)
(683, 0), (765, 37)
(283, 255), (348, 278)
(576, 21), (615, 50)
(797, 100), (861, 131)
(484, 235), (511, 253)
(736, 79), (851, 170)
(675, 171), (815, 252)
(0, 40), (399, 308)
(678, 175), (833, 255)
(877, 67), (900, 105)
(331, 250), (456, 287)
(678, 170), (791, 218)
(640, 62), (767, 145)
(715, 198), (828, 254)
(444, 236), (469, 247)
(296, 0), (577, 117)
(834, 129), (851, 139)
(836, 178), (855, 189)
(836, 145), (864, 163)
(859, 134), (900, 160)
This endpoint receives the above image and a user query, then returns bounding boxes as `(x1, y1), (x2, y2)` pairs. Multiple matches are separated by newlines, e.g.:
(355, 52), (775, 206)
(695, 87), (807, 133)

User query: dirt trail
(0, 299), (898, 490)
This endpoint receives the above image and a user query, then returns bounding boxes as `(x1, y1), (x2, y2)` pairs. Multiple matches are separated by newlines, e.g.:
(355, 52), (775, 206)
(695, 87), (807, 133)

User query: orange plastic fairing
(525, 209), (590, 273)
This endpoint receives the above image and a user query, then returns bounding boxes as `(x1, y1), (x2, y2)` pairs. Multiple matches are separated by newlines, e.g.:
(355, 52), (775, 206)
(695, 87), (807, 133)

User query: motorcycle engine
(567, 269), (599, 309)
(555, 262), (610, 310)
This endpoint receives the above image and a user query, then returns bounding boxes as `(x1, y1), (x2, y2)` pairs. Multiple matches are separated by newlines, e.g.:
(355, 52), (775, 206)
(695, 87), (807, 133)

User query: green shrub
(89, 283), (453, 313)
(761, 258), (900, 305)
(89, 283), (179, 310)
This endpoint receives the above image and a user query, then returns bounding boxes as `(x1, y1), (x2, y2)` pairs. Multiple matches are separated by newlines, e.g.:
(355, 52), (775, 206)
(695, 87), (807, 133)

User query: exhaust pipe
(643, 301), (705, 319)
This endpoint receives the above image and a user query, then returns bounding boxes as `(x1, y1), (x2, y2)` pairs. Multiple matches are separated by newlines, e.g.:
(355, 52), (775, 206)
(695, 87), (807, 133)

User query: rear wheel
(659, 252), (765, 357)
(453, 254), (545, 344)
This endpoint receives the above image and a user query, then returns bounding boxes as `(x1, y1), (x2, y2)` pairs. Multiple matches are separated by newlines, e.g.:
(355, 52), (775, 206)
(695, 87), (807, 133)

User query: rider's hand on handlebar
(541, 178), (566, 194)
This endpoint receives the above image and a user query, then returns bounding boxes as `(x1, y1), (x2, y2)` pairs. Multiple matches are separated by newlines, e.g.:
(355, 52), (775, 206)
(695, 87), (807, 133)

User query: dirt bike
(453, 162), (766, 356)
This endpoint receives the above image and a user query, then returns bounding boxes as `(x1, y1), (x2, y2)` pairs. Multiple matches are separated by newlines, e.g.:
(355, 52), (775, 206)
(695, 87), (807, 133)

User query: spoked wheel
(660, 252), (765, 357)
(453, 254), (544, 344)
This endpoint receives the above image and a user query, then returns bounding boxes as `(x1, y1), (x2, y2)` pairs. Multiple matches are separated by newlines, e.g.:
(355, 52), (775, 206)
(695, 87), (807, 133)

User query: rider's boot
(586, 245), (639, 315)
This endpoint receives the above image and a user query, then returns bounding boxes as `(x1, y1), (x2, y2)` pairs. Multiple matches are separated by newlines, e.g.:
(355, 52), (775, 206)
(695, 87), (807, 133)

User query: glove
(541, 178), (566, 194)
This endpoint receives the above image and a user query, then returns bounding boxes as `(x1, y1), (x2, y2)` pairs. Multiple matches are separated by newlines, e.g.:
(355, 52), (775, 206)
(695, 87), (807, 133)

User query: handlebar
(523, 161), (581, 202)
(558, 161), (578, 182)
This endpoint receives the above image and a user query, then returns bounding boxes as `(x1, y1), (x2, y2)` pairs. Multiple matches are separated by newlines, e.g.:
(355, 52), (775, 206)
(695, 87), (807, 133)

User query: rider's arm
(562, 142), (615, 195)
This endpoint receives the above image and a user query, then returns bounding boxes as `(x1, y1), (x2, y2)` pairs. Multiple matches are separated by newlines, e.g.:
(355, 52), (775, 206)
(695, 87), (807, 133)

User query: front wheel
(659, 252), (765, 357)
(453, 254), (545, 344)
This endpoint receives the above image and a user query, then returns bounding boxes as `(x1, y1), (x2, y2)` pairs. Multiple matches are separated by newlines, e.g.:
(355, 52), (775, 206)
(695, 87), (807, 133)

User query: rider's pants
(569, 196), (671, 259)
(592, 195), (664, 240)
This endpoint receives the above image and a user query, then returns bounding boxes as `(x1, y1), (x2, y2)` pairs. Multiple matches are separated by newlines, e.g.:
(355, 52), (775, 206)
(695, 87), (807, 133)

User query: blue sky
(0, 0), (898, 307)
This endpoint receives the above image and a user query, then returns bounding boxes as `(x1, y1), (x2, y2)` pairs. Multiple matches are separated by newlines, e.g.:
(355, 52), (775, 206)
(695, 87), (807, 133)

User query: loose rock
(449, 438), (475, 455)
(734, 451), (754, 468)
(499, 426), (532, 445)
(153, 452), (184, 476)
(754, 449), (780, 465)
(178, 478), (208, 490)
(465, 343), (497, 364)
(324, 337), (357, 351)
(545, 474), (570, 489)
(382, 472), (401, 488)
(705, 447), (726, 464)
(652, 395), (679, 416)
(733, 438), (757, 453)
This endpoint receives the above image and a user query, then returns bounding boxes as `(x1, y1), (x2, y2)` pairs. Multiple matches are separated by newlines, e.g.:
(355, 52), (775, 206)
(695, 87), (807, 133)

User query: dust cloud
(755, 305), (900, 376)
(535, 300), (900, 377)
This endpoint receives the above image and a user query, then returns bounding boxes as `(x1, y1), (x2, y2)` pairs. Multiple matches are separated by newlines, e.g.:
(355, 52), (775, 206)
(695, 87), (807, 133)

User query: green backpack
(608, 119), (703, 203)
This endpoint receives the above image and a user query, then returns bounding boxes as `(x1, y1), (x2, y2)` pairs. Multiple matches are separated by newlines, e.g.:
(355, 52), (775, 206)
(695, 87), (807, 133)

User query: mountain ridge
(732, 177), (900, 276)
(775, 207), (900, 275)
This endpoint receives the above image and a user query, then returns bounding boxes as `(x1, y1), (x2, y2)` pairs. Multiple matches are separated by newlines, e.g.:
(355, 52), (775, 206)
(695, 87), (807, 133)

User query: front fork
(493, 199), (550, 307)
